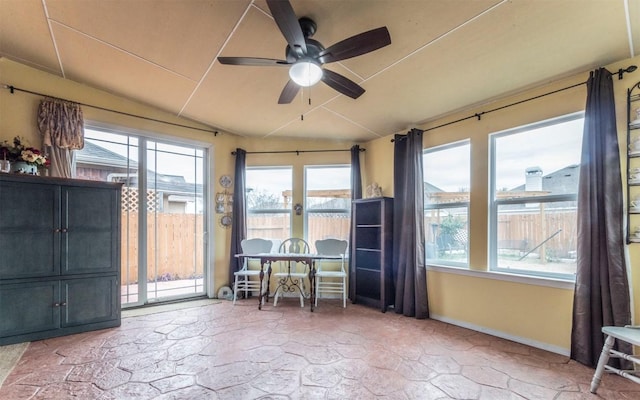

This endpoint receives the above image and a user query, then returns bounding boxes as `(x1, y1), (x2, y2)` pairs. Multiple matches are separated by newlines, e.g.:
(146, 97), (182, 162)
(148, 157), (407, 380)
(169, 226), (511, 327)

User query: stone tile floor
(1, 299), (639, 399)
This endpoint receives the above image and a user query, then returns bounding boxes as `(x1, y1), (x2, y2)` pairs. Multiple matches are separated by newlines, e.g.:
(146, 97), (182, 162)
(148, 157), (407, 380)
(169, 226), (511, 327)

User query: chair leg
(273, 287), (280, 306)
(591, 334), (615, 393)
(342, 276), (346, 308)
(243, 276), (250, 300)
(232, 276), (239, 305)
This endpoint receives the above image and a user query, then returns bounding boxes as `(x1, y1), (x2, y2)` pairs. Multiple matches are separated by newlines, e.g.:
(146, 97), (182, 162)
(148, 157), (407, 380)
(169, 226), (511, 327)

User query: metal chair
(314, 239), (348, 308)
(232, 238), (273, 305)
(273, 238), (310, 307)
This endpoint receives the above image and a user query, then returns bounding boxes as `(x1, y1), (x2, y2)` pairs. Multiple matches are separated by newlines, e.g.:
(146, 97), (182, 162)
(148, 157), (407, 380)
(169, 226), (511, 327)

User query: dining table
(234, 253), (344, 312)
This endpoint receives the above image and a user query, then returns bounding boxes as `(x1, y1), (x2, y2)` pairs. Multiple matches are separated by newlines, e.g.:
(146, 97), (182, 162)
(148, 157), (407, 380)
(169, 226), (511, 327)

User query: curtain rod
(391, 65), (637, 141)
(231, 148), (365, 155)
(1, 84), (220, 136)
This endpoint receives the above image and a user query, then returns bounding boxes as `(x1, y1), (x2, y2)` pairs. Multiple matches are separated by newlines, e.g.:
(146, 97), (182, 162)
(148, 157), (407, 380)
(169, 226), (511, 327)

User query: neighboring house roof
(76, 141), (202, 196)
(510, 164), (579, 194)
(76, 140), (133, 169)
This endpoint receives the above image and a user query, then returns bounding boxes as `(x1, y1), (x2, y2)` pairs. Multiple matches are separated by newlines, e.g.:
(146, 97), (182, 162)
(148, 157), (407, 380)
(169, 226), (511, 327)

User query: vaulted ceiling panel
(45, 0), (251, 81)
(324, 0), (633, 136)
(1, 0), (637, 141)
(0, 0), (61, 75)
(51, 22), (197, 113)
(267, 106), (381, 141)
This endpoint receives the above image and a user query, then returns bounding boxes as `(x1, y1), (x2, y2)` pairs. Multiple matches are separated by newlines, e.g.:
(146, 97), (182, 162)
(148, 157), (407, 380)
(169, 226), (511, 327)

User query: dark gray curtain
(228, 149), (247, 287)
(349, 144), (363, 300)
(392, 129), (428, 318)
(571, 68), (631, 368)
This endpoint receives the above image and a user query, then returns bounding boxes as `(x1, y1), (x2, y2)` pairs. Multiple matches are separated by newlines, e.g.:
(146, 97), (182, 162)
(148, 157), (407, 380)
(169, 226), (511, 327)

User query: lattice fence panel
(121, 187), (159, 212)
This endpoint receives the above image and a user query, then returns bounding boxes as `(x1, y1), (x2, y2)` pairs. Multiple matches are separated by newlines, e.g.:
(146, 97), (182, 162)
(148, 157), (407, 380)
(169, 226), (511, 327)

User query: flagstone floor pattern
(1, 299), (638, 399)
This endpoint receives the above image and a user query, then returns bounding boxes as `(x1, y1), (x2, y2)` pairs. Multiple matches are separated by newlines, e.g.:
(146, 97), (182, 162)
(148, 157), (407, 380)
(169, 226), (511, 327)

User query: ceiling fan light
(289, 60), (323, 87)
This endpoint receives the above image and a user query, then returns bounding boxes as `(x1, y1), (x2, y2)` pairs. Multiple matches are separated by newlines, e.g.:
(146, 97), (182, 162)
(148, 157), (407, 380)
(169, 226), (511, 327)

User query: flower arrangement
(1, 136), (49, 167)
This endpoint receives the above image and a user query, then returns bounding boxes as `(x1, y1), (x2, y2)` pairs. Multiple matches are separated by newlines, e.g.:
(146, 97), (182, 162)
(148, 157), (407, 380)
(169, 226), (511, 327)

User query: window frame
(82, 122), (213, 306)
(303, 164), (352, 248)
(489, 112), (583, 281)
(423, 140), (471, 269)
(245, 166), (293, 242)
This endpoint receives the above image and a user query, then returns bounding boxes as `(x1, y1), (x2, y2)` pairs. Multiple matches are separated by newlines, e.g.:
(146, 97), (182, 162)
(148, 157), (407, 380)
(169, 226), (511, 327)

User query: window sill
(426, 264), (575, 290)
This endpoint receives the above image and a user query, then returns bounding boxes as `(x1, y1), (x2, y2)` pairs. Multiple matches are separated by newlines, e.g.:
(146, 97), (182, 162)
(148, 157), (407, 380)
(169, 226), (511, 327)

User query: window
(77, 127), (208, 306)
(490, 113), (583, 279)
(423, 141), (470, 267)
(304, 165), (351, 252)
(246, 167), (292, 247)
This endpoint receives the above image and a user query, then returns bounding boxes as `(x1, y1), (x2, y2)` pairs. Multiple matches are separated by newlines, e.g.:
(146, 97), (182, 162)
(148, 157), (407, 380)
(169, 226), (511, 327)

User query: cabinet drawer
(62, 275), (119, 327)
(0, 280), (60, 337)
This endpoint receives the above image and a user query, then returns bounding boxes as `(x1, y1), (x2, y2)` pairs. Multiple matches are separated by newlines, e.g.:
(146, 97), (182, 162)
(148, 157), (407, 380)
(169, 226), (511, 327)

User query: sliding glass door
(77, 127), (209, 307)
(144, 140), (205, 301)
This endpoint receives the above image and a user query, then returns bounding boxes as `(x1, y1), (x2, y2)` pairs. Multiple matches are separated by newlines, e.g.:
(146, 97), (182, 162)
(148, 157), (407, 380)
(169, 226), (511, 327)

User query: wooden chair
(273, 238), (310, 307)
(590, 326), (640, 393)
(314, 239), (348, 308)
(232, 238), (273, 305)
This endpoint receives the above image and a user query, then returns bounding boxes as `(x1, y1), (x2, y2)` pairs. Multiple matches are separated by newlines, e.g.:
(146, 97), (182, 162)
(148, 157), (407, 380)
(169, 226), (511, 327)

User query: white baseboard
(429, 313), (570, 356)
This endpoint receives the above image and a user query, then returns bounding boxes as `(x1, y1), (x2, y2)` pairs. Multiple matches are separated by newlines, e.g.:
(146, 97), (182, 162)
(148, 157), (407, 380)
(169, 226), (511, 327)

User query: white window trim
(303, 164), (351, 243)
(424, 140), (470, 268)
(426, 264), (575, 290)
(246, 166), (293, 239)
(84, 121), (214, 302)
(488, 112), (583, 281)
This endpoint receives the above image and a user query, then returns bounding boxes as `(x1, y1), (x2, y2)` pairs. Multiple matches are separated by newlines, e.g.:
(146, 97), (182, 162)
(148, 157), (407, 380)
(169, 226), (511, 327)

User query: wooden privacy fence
(120, 212), (204, 283)
(497, 209), (577, 258)
(247, 214), (351, 252)
(425, 207), (577, 258)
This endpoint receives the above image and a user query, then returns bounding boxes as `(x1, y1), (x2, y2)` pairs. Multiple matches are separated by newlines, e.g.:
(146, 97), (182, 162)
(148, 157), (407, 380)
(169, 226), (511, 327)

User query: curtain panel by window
(228, 148), (248, 288)
(392, 129), (428, 318)
(349, 144), (363, 300)
(571, 68), (631, 368)
(37, 97), (84, 178)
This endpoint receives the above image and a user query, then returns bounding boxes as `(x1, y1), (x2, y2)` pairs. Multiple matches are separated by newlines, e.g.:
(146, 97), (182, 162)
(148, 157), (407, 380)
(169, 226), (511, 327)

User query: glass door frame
(84, 122), (214, 308)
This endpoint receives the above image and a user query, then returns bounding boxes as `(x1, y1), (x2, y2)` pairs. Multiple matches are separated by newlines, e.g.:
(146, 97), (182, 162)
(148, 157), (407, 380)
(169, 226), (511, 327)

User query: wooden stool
(591, 326), (640, 393)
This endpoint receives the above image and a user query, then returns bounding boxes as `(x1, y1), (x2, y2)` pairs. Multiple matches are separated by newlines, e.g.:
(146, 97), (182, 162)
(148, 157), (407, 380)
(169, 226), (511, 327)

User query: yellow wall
(5, 53), (640, 355)
(0, 57), (355, 298)
(236, 136), (357, 239)
(363, 55), (640, 353)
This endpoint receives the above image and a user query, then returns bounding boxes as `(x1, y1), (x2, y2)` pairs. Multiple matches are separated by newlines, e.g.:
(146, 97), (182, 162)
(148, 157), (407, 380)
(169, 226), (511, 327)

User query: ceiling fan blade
(278, 80), (300, 104)
(321, 69), (365, 99)
(217, 57), (289, 66)
(318, 27), (391, 64)
(266, 0), (307, 56)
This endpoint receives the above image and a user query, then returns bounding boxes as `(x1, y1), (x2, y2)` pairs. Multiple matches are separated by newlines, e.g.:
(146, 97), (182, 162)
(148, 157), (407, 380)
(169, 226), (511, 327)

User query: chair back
(241, 238), (273, 254)
(315, 239), (348, 256)
(278, 238), (310, 254)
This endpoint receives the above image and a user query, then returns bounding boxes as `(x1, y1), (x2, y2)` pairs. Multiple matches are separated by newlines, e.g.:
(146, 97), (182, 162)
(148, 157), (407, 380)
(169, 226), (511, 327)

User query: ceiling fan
(217, 0), (391, 104)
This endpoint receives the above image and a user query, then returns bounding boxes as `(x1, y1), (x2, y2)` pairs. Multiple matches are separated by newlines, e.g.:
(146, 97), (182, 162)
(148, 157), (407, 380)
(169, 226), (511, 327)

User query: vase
(11, 161), (38, 175)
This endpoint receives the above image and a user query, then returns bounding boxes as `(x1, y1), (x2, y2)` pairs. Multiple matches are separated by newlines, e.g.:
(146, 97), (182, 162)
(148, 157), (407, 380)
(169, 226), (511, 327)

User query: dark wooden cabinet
(0, 174), (121, 345)
(351, 197), (393, 312)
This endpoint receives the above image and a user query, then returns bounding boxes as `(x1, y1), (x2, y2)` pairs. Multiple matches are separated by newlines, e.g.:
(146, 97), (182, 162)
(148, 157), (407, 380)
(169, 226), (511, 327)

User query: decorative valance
(37, 97), (84, 150)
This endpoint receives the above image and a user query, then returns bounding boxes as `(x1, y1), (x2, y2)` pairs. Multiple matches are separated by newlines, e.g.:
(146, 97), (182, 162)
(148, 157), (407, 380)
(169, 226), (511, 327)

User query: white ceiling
(1, 0), (638, 142)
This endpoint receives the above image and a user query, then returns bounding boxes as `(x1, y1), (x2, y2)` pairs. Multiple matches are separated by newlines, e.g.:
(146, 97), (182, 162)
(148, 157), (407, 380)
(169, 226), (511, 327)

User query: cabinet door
(62, 186), (119, 275)
(0, 280), (60, 337)
(0, 181), (60, 279)
(62, 275), (119, 327)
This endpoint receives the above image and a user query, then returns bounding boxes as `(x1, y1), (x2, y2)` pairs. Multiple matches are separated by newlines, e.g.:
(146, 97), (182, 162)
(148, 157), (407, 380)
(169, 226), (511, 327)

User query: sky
(424, 117), (583, 192)
(87, 116), (583, 194)
(246, 165), (351, 196)
(85, 129), (204, 184)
